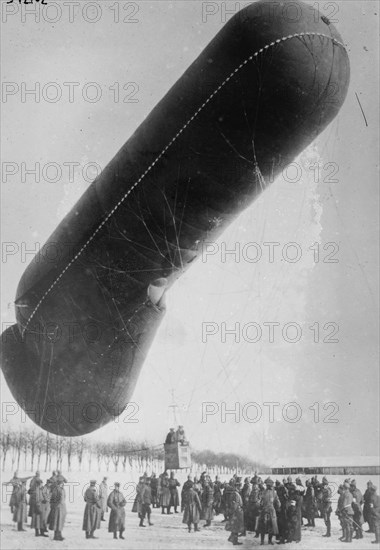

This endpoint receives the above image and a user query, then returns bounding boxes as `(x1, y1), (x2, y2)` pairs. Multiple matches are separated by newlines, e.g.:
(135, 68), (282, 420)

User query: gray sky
(1, 0), (379, 464)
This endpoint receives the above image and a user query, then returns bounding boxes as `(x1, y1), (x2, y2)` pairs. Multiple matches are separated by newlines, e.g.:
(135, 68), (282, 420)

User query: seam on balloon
(21, 31), (347, 334)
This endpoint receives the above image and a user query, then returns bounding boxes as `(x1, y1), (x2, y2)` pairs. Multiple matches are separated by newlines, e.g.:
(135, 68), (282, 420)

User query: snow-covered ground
(1, 470), (379, 549)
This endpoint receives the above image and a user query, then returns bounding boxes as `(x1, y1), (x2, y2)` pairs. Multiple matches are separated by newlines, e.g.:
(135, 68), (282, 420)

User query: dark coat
(82, 486), (101, 531)
(107, 490), (126, 532)
(160, 476), (171, 507)
(169, 477), (180, 508)
(226, 489), (244, 534)
(258, 488), (280, 535)
(48, 486), (66, 531)
(182, 488), (202, 525)
(201, 483), (214, 521)
(12, 485), (27, 524)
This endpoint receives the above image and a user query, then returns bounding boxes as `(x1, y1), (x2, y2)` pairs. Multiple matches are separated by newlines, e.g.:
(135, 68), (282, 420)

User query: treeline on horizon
(1, 426), (268, 475)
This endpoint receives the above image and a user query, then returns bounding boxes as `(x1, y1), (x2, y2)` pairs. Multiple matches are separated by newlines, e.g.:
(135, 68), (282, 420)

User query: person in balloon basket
(107, 482), (126, 539)
(83, 480), (101, 539)
(48, 478), (66, 541)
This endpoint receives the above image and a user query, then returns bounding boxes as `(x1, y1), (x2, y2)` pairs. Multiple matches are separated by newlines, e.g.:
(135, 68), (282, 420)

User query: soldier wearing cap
(320, 476), (332, 538)
(246, 475), (261, 536)
(350, 479), (364, 539)
(258, 477), (280, 545)
(336, 482), (354, 543)
(107, 482), (126, 539)
(83, 480), (101, 539)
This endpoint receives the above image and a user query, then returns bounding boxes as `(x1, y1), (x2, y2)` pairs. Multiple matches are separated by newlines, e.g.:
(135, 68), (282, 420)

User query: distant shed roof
(271, 456), (380, 468)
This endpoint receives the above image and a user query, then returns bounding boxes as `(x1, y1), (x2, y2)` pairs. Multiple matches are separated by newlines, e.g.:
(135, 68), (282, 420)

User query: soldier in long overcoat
(369, 485), (380, 544)
(240, 477), (251, 536)
(150, 473), (158, 508)
(82, 480), (101, 538)
(40, 480), (51, 536)
(258, 478), (280, 545)
(275, 479), (288, 544)
(31, 478), (49, 537)
(320, 476), (333, 538)
(107, 482), (126, 539)
(160, 472), (171, 514)
(201, 476), (214, 527)
(246, 476), (261, 535)
(48, 479), (66, 541)
(7, 471), (21, 515)
(99, 477), (108, 521)
(336, 482), (354, 543)
(364, 481), (375, 533)
(225, 480), (244, 546)
(213, 476), (223, 515)
(28, 471), (41, 520)
(140, 478), (154, 527)
(13, 480), (28, 531)
(182, 482), (202, 532)
(168, 471), (180, 514)
(304, 480), (317, 527)
(350, 480), (364, 539)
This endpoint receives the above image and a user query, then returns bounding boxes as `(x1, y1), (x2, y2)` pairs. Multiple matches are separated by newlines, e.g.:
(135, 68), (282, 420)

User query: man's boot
(90, 529), (97, 539)
(113, 531), (118, 539)
(17, 522), (25, 532)
(161, 506), (165, 514)
(261, 533), (265, 545)
(139, 517), (146, 527)
(85, 531), (90, 539)
(188, 524), (191, 533)
(167, 507), (172, 514)
(323, 525), (331, 537)
(35, 528), (40, 537)
(40, 529), (48, 537)
(119, 529), (125, 540)
(194, 523), (200, 532)
(269, 534), (274, 545)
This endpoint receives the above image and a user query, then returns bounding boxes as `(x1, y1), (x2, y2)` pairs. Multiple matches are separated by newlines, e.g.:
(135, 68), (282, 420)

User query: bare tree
(74, 438), (85, 471)
(1, 428), (12, 471)
(65, 438), (74, 472)
(44, 432), (52, 472)
(35, 433), (44, 471)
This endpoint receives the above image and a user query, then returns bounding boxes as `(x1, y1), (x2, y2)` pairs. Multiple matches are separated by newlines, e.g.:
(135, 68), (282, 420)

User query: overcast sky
(1, 0), (379, 464)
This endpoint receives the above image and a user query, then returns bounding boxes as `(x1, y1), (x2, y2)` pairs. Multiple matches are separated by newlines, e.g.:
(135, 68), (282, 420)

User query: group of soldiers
(6, 470), (67, 541)
(5, 469), (380, 546)
(177, 473), (380, 546)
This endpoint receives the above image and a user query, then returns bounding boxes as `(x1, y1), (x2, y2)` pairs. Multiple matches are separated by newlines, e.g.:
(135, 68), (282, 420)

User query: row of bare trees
(1, 427), (266, 475)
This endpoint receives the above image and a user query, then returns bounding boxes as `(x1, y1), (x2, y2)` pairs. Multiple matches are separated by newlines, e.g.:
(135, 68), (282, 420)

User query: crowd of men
(177, 473), (380, 546)
(6, 470), (67, 541)
(4, 469), (380, 546)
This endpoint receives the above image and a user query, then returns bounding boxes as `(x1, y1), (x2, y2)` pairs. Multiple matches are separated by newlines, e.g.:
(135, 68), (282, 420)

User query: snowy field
(1, 470), (379, 549)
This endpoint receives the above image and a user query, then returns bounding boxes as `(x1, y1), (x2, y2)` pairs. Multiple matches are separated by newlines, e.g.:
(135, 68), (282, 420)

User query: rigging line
(354, 92), (368, 127)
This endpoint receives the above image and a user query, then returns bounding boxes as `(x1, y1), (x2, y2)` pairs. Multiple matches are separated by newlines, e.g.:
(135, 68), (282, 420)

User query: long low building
(271, 456), (380, 476)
